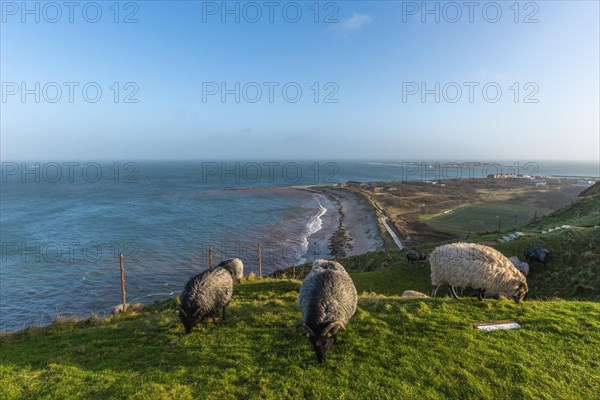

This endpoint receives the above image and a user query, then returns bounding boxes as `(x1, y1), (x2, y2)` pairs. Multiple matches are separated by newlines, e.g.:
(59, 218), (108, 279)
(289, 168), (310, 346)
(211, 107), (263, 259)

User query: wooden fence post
(119, 254), (127, 313)
(209, 246), (213, 268)
(258, 242), (262, 277)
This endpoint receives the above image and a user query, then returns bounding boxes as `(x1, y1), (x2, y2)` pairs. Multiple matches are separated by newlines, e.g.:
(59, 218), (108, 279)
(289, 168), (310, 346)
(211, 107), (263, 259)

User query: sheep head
(176, 307), (202, 334)
(510, 281), (528, 303)
(299, 321), (345, 363)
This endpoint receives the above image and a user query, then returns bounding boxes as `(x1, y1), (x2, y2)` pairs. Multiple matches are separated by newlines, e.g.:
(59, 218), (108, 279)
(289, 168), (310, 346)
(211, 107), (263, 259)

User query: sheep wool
(508, 256), (530, 277)
(217, 258), (244, 281)
(430, 243), (528, 303)
(177, 267), (234, 333)
(298, 259), (358, 363)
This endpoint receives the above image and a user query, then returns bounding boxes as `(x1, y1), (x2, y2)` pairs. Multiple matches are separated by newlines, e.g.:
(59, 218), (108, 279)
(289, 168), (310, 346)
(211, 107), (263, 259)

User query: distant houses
(487, 173), (551, 187)
(487, 173), (532, 179)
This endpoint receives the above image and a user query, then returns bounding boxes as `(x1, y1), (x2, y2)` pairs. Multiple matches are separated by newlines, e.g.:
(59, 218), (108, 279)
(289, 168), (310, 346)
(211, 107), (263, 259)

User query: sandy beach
(298, 186), (384, 261)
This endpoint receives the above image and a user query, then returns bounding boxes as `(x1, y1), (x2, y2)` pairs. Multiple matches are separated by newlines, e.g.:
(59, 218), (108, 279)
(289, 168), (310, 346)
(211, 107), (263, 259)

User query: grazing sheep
(297, 259), (357, 363)
(402, 290), (429, 298)
(525, 247), (550, 266)
(218, 258), (244, 281)
(430, 243), (528, 303)
(176, 259), (244, 334)
(508, 256), (530, 277)
(406, 250), (426, 264)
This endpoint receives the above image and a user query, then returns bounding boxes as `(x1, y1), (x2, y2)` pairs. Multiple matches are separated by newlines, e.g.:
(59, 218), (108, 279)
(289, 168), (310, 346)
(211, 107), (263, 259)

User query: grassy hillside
(2, 278), (599, 400)
(280, 221), (599, 300)
(525, 193), (599, 231)
(2, 194), (598, 399)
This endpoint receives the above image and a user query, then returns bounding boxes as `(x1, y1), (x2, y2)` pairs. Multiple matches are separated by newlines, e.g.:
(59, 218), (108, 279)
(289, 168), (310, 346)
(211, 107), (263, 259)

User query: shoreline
(296, 186), (385, 262)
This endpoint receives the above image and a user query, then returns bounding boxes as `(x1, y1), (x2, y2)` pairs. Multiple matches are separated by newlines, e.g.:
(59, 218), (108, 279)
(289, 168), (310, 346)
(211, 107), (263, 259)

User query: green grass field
(1, 194), (598, 399)
(422, 203), (553, 235)
(2, 278), (599, 400)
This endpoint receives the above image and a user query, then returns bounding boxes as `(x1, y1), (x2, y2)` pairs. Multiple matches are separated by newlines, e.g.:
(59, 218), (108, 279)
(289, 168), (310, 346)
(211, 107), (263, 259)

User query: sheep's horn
(322, 321), (345, 337)
(175, 307), (187, 317)
(296, 322), (315, 337)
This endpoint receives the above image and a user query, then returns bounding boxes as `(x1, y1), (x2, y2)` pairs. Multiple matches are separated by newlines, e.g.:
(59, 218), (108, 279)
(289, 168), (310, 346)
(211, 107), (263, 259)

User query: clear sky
(1, 0), (599, 161)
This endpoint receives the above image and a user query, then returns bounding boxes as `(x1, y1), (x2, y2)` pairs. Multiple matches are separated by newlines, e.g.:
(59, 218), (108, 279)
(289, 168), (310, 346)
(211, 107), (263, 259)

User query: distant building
(487, 173), (530, 179)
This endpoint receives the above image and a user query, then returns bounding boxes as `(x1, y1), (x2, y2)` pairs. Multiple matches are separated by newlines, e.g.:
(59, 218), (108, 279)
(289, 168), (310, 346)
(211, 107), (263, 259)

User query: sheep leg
(222, 307), (226, 321)
(477, 288), (486, 301)
(432, 286), (440, 298)
(449, 286), (459, 300)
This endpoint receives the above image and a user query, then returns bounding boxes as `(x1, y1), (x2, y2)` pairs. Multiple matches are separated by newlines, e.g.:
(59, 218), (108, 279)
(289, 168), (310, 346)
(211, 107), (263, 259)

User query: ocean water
(0, 160), (598, 330)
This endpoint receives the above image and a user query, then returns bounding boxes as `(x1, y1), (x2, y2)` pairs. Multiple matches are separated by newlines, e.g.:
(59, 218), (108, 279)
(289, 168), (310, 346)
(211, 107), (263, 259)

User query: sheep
(430, 243), (528, 303)
(175, 258), (244, 333)
(406, 249), (426, 264)
(218, 258), (244, 281)
(402, 290), (429, 298)
(524, 247), (550, 266)
(297, 259), (357, 363)
(508, 256), (530, 277)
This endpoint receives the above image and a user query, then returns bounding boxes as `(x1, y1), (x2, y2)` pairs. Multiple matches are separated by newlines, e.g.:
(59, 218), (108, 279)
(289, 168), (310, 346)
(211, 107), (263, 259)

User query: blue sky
(1, 0), (599, 161)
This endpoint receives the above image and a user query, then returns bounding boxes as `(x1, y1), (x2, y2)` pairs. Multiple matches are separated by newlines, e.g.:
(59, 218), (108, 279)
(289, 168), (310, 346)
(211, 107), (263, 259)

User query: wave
(297, 195), (327, 265)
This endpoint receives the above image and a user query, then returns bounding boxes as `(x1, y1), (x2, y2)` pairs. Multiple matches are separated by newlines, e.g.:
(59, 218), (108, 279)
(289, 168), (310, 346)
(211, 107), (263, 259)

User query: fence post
(292, 264), (296, 280)
(258, 242), (262, 277)
(119, 254), (127, 313)
(209, 246), (213, 268)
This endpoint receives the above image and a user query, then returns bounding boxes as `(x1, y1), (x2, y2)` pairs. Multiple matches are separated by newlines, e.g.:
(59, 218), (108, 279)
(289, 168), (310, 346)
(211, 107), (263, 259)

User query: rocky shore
(298, 186), (384, 261)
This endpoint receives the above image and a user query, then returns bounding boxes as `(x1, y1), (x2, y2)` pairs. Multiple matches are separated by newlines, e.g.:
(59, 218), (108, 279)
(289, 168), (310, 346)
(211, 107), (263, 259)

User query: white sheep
(430, 243), (528, 303)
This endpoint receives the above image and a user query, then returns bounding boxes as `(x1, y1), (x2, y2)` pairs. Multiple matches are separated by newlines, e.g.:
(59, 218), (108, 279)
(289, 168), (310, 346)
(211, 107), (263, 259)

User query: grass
(525, 194), (599, 231)
(422, 202), (553, 235)
(2, 278), (600, 400)
(2, 194), (598, 399)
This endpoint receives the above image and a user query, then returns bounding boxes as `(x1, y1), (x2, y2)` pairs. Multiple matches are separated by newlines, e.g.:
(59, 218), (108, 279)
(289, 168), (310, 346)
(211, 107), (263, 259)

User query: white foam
(298, 195), (328, 263)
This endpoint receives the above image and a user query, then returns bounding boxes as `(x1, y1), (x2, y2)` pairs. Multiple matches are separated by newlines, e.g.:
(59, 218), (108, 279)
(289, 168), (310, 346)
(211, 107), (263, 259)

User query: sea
(1, 160), (598, 331)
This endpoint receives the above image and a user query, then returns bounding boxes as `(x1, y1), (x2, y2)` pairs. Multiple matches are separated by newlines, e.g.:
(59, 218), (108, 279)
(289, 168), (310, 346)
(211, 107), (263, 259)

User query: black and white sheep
(297, 259), (357, 363)
(524, 247), (550, 266)
(176, 258), (244, 334)
(406, 250), (426, 264)
(430, 243), (528, 303)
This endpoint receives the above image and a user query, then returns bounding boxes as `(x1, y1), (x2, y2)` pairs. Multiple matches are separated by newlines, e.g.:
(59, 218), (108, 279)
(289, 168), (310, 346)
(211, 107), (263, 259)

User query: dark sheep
(297, 260), (357, 363)
(176, 258), (243, 334)
(406, 250), (426, 264)
(524, 247), (550, 266)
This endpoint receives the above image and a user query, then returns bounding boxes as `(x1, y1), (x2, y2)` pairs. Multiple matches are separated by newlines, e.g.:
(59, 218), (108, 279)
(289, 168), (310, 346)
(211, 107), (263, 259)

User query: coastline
(296, 186), (385, 262)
